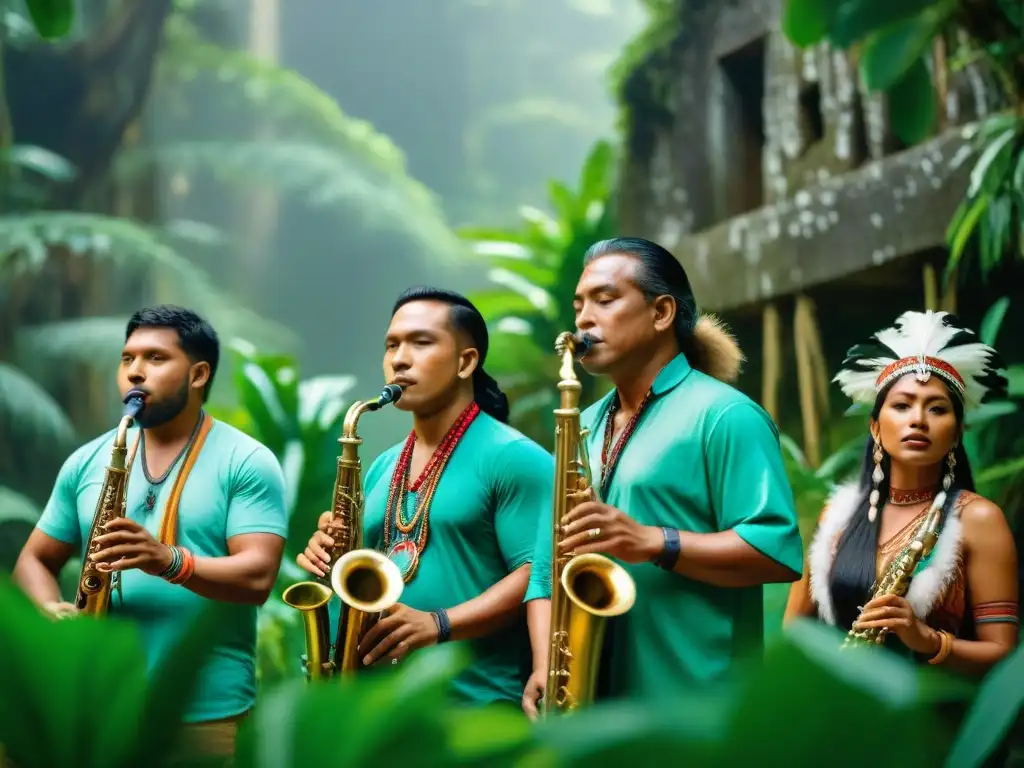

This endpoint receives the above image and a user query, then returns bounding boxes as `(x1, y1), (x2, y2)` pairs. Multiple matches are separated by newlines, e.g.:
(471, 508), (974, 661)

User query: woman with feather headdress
(784, 310), (1019, 671)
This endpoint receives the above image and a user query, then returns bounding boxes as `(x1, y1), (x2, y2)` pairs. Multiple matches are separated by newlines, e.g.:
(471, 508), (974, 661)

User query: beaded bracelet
(171, 548), (195, 585)
(431, 609), (452, 643)
(158, 545), (183, 579)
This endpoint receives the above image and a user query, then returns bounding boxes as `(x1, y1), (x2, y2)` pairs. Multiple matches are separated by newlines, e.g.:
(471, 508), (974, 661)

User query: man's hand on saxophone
(295, 510), (335, 578)
(90, 517), (175, 575)
(558, 500), (664, 564)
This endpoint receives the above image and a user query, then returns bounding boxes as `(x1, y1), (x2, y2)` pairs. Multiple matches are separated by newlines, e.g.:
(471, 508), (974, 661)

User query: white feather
(834, 310), (1004, 409)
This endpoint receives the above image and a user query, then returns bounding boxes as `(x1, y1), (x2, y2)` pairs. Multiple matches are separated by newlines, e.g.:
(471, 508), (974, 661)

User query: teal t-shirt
(527, 354), (803, 699)
(362, 411), (554, 705)
(36, 419), (288, 723)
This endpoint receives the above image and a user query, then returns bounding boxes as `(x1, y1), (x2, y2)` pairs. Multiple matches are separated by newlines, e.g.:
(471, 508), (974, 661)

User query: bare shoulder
(957, 492), (1013, 546)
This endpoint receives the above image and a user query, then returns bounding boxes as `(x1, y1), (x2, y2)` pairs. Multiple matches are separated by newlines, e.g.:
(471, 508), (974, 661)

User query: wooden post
(923, 263), (938, 310)
(762, 302), (781, 423)
(240, 0), (281, 299)
(794, 295), (821, 468)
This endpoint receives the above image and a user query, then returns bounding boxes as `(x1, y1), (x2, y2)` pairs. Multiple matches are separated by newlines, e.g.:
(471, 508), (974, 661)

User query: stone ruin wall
(618, 0), (1005, 311)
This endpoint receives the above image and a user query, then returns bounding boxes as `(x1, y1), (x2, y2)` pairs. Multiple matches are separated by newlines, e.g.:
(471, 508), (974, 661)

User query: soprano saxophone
(542, 332), (636, 716)
(75, 388), (146, 615)
(843, 490), (948, 647)
(282, 384), (406, 681)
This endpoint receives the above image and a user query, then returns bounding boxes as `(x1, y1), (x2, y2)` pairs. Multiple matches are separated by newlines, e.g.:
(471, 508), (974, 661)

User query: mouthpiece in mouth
(122, 389), (146, 418)
(574, 333), (594, 357)
(371, 383), (403, 410)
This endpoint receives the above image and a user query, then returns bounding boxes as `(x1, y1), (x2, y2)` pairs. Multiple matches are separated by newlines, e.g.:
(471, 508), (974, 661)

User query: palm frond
(0, 362), (76, 456)
(158, 16), (413, 180)
(15, 316), (127, 367)
(0, 212), (296, 351)
(0, 212), (209, 283)
(113, 142), (465, 260)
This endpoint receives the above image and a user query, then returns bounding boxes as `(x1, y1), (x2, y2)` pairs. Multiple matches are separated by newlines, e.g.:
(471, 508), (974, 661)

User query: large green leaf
(0, 486), (42, 571)
(946, 643), (1024, 767)
(885, 55), (937, 145)
(236, 643), (473, 767)
(860, 16), (938, 93)
(0, 362), (76, 457)
(22, 0), (73, 39)
(830, 0), (939, 47)
(781, 0), (835, 47)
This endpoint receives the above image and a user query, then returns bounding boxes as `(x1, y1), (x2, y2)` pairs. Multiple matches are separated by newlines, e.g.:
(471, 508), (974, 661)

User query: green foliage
(464, 139), (618, 443)
(150, 11), (464, 261)
(945, 113), (1024, 282)
(606, 0), (682, 131)
(781, 0), (954, 145)
(0, 573), (225, 768)
(5, 563), (1021, 767)
(21, 0), (73, 39)
(781, 0), (1024, 279)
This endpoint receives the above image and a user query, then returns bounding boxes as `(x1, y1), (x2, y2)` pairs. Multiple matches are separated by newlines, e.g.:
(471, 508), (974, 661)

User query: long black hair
(391, 286), (510, 424)
(583, 237), (702, 366)
(828, 377), (976, 632)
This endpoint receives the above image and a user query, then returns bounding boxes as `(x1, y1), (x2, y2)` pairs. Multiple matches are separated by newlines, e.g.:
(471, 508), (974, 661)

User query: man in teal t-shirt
(14, 306), (288, 758)
(298, 287), (553, 706)
(522, 238), (803, 714)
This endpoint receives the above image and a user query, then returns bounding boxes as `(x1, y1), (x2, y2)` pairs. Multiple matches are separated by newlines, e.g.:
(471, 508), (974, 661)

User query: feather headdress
(833, 310), (1007, 409)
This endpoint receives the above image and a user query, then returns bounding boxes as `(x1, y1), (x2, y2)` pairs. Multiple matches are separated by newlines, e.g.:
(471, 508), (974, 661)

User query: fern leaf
(0, 212), (209, 283)
(158, 17), (413, 180)
(113, 142), (465, 259)
(0, 362), (76, 453)
(15, 316), (127, 365)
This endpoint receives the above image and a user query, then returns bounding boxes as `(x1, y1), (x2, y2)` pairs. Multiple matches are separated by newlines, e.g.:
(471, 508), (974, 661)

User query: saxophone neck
(338, 384), (404, 457)
(555, 332), (585, 410)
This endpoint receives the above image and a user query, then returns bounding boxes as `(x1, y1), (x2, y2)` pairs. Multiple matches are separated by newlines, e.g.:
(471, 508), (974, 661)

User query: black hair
(125, 305), (220, 402)
(583, 237), (701, 366)
(828, 376), (976, 632)
(391, 286), (510, 424)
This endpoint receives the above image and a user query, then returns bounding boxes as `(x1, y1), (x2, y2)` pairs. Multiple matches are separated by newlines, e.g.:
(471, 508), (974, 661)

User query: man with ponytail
(521, 237), (803, 714)
(297, 286), (553, 707)
(785, 310), (1018, 673)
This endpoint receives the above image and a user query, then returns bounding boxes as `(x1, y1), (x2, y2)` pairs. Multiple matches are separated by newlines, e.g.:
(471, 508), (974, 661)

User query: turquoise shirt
(36, 419), (288, 723)
(362, 411), (554, 705)
(527, 353), (803, 699)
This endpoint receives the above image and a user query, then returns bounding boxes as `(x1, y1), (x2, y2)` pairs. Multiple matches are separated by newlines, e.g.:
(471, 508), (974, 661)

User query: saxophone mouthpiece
(122, 388), (146, 418)
(574, 333), (594, 358)
(370, 383), (403, 411)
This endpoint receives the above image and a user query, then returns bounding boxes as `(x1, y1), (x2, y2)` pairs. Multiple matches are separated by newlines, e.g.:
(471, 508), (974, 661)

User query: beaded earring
(868, 435), (884, 523)
(944, 449), (956, 493)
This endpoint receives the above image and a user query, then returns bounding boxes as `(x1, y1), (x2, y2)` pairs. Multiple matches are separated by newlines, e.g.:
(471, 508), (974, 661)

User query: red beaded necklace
(599, 390), (654, 497)
(889, 487), (937, 506)
(382, 401), (480, 582)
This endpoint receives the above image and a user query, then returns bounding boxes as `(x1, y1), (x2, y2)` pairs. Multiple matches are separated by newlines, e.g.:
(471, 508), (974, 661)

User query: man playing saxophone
(297, 286), (554, 707)
(522, 238), (804, 715)
(13, 305), (288, 759)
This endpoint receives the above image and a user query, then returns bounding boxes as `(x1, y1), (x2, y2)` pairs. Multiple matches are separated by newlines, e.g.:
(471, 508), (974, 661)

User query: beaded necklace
(889, 487), (937, 506)
(599, 390), (654, 497)
(382, 401), (480, 582)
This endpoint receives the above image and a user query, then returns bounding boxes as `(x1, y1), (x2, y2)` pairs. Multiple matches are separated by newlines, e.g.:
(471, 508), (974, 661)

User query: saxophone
(75, 388), (146, 615)
(542, 332), (637, 716)
(282, 384), (406, 681)
(843, 490), (948, 647)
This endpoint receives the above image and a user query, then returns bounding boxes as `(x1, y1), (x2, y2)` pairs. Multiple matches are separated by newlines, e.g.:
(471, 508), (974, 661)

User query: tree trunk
(2, 0), (174, 201)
